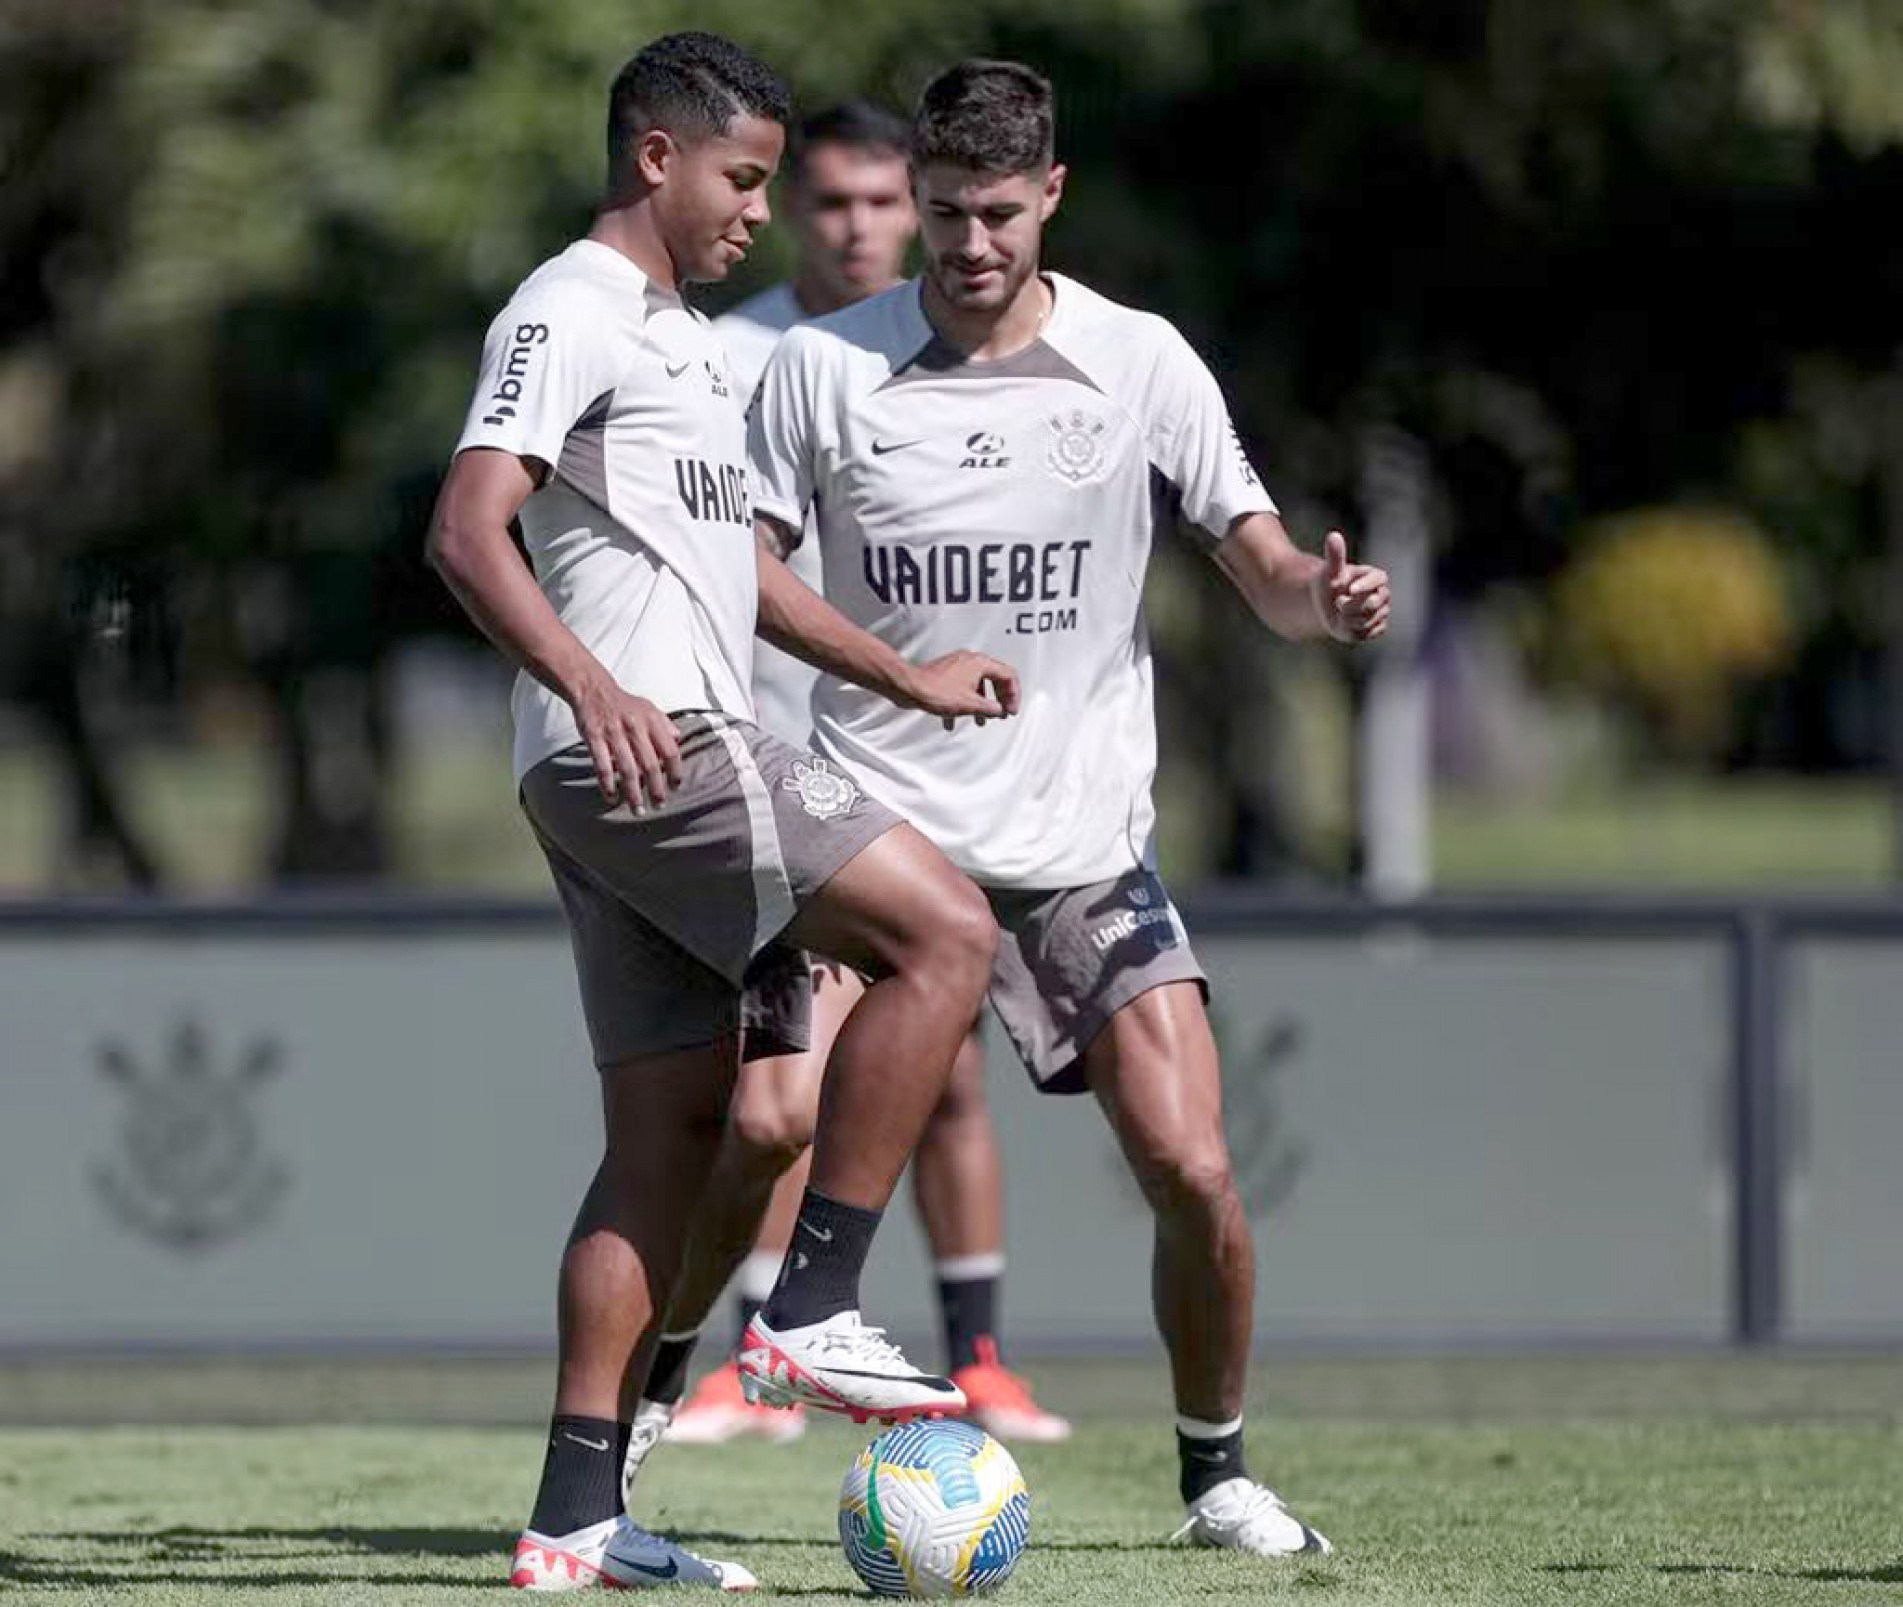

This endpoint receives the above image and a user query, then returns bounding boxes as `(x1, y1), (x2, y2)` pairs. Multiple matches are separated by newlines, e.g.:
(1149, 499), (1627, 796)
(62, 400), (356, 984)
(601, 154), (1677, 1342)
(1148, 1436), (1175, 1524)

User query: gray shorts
(984, 866), (1207, 1095)
(520, 712), (901, 1070)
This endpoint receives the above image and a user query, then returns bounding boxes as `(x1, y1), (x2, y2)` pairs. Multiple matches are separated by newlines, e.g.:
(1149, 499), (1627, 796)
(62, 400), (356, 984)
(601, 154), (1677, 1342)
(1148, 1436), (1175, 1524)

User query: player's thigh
(523, 716), (897, 999)
(534, 821), (744, 1126)
(601, 1039), (742, 1165)
(729, 960), (864, 1151)
(781, 821), (995, 981)
(1082, 981), (1232, 1185)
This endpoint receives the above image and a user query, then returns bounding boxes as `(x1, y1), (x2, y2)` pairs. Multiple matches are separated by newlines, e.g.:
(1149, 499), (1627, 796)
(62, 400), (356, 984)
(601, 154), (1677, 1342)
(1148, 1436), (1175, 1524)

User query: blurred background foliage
(1, 0), (1900, 890)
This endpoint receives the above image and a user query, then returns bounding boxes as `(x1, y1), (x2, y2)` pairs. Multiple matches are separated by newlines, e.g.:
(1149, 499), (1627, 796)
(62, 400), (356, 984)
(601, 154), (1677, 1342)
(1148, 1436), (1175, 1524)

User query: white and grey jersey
(714, 282), (823, 746)
(748, 273), (1274, 889)
(454, 240), (756, 783)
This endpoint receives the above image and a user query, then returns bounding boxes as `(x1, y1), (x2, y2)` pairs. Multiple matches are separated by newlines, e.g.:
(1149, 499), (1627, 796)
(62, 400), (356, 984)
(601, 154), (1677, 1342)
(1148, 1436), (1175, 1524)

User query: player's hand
(1313, 531), (1391, 643)
(568, 671), (683, 808)
(902, 651), (1022, 731)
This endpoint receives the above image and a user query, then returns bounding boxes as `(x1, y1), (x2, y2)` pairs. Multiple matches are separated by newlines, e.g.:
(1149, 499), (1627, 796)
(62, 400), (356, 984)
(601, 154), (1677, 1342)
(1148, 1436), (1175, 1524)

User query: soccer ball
(838, 1419), (1030, 1597)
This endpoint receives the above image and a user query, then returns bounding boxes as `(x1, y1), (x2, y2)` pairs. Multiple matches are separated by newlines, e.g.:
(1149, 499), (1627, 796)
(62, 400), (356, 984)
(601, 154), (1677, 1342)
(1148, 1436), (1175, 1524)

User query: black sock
(761, 1188), (882, 1330)
(528, 1415), (623, 1536)
(614, 1419), (632, 1468)
(645, 1333), (698, 1408)
(1178, 1424), (1249, 1505)
(937, 1271), (1000, 1373)
(732, 1292), (764, 1354)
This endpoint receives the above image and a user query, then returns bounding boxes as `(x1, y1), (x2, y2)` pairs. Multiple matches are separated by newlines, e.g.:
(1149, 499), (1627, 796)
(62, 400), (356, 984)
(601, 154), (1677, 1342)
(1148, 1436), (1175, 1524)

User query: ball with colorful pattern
(838, 1419), (1030, 1597)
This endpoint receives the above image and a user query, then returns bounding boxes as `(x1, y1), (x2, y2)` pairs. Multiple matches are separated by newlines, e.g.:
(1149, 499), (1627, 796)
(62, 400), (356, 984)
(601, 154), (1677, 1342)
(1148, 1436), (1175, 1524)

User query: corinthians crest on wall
(92, 1016), (290, 1252)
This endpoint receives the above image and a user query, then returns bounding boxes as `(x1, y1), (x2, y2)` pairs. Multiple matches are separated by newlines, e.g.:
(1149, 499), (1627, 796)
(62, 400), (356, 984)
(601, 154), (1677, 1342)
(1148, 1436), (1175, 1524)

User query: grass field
(2, 1354), (1898, 1606)
(0, 733), (1895, 894)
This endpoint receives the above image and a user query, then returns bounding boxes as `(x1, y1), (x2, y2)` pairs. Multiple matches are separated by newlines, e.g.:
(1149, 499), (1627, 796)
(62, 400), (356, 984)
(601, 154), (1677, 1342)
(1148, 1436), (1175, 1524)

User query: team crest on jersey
(1046, 408), (1111, 484)
(782, 757), (859, 821)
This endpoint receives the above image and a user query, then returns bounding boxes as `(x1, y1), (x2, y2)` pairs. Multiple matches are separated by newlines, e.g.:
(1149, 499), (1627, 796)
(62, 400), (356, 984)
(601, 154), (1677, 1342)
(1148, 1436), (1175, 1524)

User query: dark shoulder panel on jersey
(877, 335), (1105, 393)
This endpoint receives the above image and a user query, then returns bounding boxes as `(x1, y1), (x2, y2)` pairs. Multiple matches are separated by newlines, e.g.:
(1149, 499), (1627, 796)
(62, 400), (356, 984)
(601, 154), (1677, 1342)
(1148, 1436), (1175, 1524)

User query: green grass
(1, 1355), (1899, 1605)
(1434, 776), (1898, 889)
(1, 735), (1895, 894)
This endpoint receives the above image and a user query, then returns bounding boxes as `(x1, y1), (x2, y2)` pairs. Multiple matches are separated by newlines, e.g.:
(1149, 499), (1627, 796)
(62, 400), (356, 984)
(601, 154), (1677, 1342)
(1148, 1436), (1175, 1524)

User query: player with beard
(735, 59), (1391, 1556)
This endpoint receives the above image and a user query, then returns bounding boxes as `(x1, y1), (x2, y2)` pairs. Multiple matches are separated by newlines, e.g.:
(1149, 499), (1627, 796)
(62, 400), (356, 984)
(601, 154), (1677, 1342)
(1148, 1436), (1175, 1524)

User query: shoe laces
(1170, 1481), (1288, 1543)
(616, 1522), (703, 1566)
(817, 1316), (912, 1371)
(627, 1408), (669, 1460)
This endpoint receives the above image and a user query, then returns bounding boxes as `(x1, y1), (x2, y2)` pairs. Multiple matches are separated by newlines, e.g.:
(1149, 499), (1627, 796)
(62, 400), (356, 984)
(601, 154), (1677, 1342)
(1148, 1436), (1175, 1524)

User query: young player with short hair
(428, 35), (1023, 1591)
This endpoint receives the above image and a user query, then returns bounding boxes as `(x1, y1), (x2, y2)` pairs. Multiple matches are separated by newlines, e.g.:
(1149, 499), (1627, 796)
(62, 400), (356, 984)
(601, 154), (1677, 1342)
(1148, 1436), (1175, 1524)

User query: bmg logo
(483, 322), (551, 425)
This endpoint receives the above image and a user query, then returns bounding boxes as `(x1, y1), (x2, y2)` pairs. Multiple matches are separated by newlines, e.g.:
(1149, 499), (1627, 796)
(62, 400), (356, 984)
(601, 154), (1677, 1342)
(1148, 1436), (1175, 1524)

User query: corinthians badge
(1046, 408), (1111, 485)
(782, 756), (860, 821)
(92, 1016), (289, 1252)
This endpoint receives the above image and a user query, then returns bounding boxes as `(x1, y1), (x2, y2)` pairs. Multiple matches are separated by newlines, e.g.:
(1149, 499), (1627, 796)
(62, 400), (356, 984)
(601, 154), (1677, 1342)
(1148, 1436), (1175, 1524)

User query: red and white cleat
(737, 1310), (965, 1425)
(951, 1337), (1074, 1443)
(510, 1515), (758, 1591)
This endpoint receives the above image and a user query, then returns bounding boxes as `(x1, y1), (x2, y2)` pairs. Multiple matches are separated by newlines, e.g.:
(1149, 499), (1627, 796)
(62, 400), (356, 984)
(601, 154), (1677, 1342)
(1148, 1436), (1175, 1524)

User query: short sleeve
(746, 326), (823, 535)
(1143, 323), (1276, 549)
(454, 286), (620, 473)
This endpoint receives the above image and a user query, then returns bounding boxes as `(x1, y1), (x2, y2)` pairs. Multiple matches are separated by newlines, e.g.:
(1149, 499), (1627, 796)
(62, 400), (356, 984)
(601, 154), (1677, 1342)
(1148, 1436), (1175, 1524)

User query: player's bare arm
(1212, 513), (1392, 643)
(754, 517), (1021, 728)
(427, 446), (682, 806)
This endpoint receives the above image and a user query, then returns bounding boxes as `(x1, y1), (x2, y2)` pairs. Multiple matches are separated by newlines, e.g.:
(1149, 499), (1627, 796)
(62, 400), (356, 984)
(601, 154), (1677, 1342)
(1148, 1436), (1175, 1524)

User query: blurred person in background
(428, 34), (1024, 1592)
(735, 59), (1390, 1557)
(634, 99), (1070, 1469)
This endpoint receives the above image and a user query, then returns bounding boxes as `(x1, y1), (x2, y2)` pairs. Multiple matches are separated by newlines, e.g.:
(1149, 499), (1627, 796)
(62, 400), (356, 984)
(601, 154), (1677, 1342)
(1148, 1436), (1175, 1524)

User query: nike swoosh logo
(799, 1221), (834, 1242)
(665, 361), (692, 378)
(561, 1433), (611, 1452)
(871, 438), (924, 455)
(816, 1368), (960, 1389)
(619, 1557), (679, 1580)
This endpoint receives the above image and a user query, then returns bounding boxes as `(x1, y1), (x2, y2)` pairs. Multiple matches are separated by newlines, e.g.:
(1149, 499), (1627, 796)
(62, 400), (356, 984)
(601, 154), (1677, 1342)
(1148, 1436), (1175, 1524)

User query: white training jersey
(713, 282), (824, 745)
(454, 239), (756, 783)
(748, 272), (1275, 889)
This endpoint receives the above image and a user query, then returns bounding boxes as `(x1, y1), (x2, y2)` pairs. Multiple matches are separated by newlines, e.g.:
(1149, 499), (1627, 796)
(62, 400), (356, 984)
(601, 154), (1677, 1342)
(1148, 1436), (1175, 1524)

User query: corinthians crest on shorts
(1046, 408), (1111, 485)
(783, 756), (860, 821)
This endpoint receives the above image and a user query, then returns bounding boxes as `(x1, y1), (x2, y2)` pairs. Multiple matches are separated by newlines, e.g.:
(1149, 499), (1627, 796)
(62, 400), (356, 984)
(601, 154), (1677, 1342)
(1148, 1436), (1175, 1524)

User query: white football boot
(510, 1514), (757, 1591)
(1171, 1478), (1333, 1557)
(620, 1398), (675, 1513)
(663, 1361), (807, 1446)
(737, 1310), (965, 1424)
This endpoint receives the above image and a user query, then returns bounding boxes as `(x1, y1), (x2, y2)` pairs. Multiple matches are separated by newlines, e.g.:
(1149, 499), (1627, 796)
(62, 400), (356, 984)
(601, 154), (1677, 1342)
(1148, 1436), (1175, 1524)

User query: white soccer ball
(838, 1419), (1031, 1597)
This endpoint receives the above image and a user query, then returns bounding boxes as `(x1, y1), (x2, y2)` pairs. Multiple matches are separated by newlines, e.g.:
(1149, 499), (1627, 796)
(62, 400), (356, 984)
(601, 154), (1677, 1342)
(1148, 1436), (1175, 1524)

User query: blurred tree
(4, 0), (1898, 886)
(3, 0), (1199, 883)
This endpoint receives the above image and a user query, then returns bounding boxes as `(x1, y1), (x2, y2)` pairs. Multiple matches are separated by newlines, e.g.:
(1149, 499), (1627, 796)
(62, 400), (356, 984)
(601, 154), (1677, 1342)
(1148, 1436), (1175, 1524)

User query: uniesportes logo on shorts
(1089, 883), (1177, 952)
(91, 1015), (290, 1252)
(783, 757), (860, 821)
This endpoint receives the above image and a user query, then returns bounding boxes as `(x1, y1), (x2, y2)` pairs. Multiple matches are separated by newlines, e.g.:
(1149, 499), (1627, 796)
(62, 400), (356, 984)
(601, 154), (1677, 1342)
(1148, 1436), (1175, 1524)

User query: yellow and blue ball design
(839, 1419), (1030, 1597)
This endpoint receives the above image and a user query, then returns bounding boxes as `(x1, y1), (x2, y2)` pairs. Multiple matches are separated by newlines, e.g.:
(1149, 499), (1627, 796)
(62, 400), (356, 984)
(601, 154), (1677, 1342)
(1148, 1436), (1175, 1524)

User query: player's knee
(925, 879), (998, 997)
(1130, 1135), (1237, 1220)
(727, 1088), (815, 1175)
